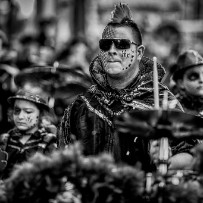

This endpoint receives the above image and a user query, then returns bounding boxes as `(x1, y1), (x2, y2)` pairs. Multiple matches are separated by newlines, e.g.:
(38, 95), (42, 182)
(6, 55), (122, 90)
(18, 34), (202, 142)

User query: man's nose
(108, 43), (117, 55)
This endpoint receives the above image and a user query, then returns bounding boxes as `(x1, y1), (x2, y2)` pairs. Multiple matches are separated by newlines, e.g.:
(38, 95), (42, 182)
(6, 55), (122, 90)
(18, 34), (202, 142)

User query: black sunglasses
(99, 39), (138, 51)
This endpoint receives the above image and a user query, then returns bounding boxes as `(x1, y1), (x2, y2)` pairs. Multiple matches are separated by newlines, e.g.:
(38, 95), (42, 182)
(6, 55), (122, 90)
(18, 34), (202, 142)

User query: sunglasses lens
(99, 39), (112, 51)
(99, 39), (131, 51)
(116, 39), (131, 49)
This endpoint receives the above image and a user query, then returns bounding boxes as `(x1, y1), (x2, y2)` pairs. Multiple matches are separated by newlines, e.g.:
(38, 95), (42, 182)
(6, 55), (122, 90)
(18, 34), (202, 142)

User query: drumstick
(153, 57), (159, 109)
(153, 57), (168, 175)
(159, 91), (169, 175)
(160, 91), (169, 161)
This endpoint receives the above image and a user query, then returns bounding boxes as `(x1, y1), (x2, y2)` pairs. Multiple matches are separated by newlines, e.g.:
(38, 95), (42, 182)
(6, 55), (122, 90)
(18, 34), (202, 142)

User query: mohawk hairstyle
(103, 3), (142, 45)
(110, 3), (132, 23)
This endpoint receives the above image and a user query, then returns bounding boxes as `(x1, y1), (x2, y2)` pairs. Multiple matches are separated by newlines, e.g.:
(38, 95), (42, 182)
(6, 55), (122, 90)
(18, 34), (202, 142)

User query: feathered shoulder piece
(110, 3), (132, 23)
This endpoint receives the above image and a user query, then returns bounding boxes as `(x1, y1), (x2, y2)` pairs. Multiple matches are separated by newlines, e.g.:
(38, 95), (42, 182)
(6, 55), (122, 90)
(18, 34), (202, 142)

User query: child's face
(178, 65), (203, 96)
(13, 99), (40, 133)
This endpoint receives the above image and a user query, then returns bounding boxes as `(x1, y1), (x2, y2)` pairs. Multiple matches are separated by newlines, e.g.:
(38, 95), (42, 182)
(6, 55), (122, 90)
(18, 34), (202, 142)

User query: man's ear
(137, 45), (145, 62)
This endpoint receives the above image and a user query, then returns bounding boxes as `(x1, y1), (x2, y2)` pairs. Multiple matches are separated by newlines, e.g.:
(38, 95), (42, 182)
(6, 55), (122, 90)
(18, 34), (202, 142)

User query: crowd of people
(0, 2), (203, 202)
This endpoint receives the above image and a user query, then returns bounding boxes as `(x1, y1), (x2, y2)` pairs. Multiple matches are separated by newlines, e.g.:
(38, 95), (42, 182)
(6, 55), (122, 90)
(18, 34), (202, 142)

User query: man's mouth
(108, 60), (120, 63)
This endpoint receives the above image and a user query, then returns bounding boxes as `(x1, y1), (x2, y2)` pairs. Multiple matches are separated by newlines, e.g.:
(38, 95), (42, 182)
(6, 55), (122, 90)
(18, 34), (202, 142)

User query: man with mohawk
(58, 3), (196, 171)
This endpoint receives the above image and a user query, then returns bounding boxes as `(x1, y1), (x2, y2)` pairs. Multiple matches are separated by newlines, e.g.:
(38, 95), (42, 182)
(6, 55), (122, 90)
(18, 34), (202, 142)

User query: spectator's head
(148, 22), (182, 70)
(173, 50), (203, 97)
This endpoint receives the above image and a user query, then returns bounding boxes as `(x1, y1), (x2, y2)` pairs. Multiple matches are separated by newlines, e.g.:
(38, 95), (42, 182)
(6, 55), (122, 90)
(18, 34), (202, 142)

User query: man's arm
(169, 152), (193, 170)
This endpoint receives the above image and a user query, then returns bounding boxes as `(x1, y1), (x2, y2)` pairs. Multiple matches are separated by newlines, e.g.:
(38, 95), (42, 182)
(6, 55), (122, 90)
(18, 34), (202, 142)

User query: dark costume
(58, 55), (196, 171)
(0, 127), (57, 179)
(175, 90), (203, 117)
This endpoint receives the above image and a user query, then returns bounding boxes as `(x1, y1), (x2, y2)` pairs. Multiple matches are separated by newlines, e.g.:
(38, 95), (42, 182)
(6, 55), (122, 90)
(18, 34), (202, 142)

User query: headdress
(102, 3), (142, 44)
(173, 50), (203, 81)
(110, 3), (132, 23)
(8, 89), (50, 111)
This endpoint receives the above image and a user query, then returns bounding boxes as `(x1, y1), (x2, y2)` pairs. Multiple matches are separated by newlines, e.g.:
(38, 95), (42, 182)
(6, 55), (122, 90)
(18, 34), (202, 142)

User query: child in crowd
(0, 89), (57, 179)
(172, 50), (203, 116)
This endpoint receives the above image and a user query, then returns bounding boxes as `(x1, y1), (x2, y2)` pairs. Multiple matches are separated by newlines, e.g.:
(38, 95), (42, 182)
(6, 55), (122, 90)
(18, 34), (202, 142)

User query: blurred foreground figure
(0, 142), (203, 203)
(172, 50), (203, 117)
(58, 3), (196, 172)
(0, 89), (57, 179)
(0, 143), (144, 203)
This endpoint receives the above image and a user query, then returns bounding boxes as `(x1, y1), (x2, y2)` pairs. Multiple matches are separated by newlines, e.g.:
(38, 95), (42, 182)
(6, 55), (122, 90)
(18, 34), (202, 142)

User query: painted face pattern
(13, 100), (40, 133)
(121, 49), (135, 70)
(100, 26), (116, 70)
(102, 25), (116, 39)
(181, 66), (203, 96)
(100, 25), (137, 76)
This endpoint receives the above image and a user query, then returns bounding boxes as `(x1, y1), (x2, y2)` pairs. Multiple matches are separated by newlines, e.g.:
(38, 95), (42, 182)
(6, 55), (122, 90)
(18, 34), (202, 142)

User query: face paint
(180, 66), (203, 96)
(27, 116), (32, 123)
(13, 100), (40, 133)
(100, 26), (139, 79)
(102, 26), (116, 39)
(121, 49), (135, 70)
(121, 50), (127, 58)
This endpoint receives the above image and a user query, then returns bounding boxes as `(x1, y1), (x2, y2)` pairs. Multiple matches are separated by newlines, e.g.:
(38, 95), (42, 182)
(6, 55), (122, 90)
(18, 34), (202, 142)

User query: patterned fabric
(57, 54), (196, 171)
(176, 89), (203, 116)
(8, 89), (50, 110)
(175, 89), (203, 144)
(0, 127), (57, 179)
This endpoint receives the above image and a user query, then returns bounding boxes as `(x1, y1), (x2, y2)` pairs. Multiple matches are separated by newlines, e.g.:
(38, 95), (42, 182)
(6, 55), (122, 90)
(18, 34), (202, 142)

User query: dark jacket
(0, 127), (57, 179)
(57, 55), (197, 171)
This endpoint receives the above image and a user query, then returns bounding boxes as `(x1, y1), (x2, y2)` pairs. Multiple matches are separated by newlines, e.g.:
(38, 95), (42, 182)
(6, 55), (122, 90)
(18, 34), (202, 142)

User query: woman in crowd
(0, 89), (57, 179)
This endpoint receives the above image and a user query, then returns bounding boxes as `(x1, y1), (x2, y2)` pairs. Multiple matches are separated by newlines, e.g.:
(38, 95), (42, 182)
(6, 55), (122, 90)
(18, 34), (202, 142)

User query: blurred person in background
(37, 17), (56, 51)
(0, 29), (19, 134)
(172, 49), (203, 117)
(37, 17), (56, 66)
(16, 34), (55, 69)
(0, 89), (57, 179)
(146, 22), (183, 87)
(55, 36), (92, 76)
(16, 34), (40, 70)
(58, 3), (196, 172)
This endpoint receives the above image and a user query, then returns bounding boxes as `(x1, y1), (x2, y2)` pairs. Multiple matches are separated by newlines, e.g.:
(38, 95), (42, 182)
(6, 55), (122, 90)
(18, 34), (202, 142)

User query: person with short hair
(0, 89), (57, 179)
(58, 3), (197, 172)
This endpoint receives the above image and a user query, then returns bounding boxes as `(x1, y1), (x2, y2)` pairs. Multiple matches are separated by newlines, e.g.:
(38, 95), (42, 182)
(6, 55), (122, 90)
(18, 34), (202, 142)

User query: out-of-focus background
(0, 0), (203, 133)
(1, 0), (202, 81)
(1, 0), (203, 64)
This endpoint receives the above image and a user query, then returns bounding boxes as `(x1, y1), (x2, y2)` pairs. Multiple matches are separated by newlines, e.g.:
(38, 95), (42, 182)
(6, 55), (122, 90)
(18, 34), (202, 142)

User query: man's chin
(105, 65), (123, 76)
